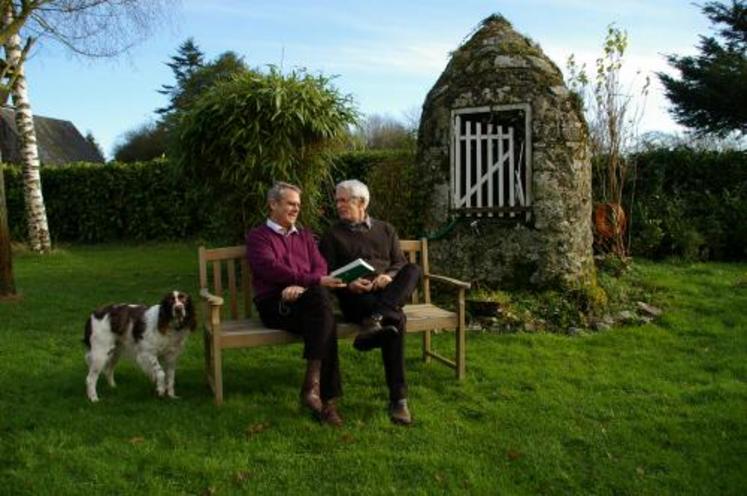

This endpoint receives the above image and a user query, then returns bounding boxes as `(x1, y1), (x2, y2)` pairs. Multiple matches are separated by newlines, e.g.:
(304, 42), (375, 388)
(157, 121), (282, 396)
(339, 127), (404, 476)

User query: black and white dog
(83, 291), (196, 402)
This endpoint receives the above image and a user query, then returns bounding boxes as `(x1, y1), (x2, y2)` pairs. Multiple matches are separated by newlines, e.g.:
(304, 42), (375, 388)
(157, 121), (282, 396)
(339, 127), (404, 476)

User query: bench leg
(422, 330), (432, 363)
(203, 329), (213, 388)
(212, 333), (224, 405)
(455, 323), (466, 379)
(456, 288), (466, 379)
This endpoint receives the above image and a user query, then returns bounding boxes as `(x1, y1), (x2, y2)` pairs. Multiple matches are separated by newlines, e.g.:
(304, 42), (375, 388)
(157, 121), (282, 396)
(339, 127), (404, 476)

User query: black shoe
(354, 315), (398, 351)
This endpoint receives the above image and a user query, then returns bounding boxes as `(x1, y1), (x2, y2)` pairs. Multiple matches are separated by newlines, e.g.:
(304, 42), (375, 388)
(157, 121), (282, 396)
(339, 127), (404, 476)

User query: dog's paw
(88, 395), (99, 403)
(167, 393), (180, 400)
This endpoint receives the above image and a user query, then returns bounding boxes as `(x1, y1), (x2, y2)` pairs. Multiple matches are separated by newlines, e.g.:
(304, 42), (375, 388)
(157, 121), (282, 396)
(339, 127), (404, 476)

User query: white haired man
(319, 179), (421, 425)
(246, 181), (346, 426)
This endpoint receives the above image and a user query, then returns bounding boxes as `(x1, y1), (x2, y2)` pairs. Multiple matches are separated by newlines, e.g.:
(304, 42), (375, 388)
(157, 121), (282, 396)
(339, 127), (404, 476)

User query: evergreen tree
(117, 44), (251, 162)
(157, 38), (205, 115)
(165, 51), (249, 119)
(659, 1), (747, 136)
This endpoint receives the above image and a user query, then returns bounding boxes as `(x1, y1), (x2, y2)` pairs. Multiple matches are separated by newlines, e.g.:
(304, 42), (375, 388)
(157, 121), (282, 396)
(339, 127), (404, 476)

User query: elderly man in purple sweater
(245, 181), (346, 426)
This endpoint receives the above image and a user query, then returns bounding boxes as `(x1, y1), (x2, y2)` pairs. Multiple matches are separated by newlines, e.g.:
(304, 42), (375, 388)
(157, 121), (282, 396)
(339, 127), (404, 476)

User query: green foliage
(364, 150), (425, 238)
(161, 50), (251, 126)
(659, 1), (747, 135)
(156, 37), (206, 115)
(173, 67), (357, 235)
(327, 149), (425, 237)
(3, 160), (216, 243)
(330, 149), (408, 183)
(627, 147), (747, 260)
(112, 122), (169, 163)
(116, 44), (252, 164)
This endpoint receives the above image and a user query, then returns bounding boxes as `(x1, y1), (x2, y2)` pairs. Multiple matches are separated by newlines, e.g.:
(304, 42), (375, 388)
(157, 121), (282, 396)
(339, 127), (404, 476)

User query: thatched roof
(0, 107), (104, 165)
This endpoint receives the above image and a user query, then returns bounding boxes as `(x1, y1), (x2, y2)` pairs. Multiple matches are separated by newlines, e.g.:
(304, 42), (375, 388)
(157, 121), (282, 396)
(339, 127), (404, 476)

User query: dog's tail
(83, 316), (92, 349)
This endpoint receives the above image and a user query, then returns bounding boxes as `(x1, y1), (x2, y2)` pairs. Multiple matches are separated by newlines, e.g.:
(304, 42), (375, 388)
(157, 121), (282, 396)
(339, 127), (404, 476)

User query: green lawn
(1, 243), (745, 495)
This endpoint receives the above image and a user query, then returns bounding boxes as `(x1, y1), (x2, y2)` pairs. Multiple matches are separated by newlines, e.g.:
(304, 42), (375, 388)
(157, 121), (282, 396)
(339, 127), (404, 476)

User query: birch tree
(1, 0), (174, 253)
(4, 9), (49, 251)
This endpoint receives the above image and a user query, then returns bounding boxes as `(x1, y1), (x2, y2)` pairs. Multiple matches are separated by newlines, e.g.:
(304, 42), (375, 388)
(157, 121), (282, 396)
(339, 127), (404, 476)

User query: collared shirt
(342, 215), (372, 232)
(266, 218), (299, 236)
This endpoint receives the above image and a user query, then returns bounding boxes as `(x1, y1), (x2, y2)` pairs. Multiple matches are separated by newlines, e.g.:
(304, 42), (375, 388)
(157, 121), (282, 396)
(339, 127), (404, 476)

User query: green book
(330, 258), (375, 283)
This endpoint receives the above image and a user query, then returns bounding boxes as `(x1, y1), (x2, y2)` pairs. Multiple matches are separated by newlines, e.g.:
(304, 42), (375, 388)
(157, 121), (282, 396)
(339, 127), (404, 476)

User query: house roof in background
(0, 107), (104, 165)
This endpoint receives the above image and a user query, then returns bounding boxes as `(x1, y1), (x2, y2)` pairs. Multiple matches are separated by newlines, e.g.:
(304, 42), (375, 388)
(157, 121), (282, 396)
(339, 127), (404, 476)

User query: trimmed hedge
(4, 160), (212, 243)
(328, 149), (423, 236)
(5, 148), (745, 261)
(627, 148), (747, 260)
(3, 150), (419, 244)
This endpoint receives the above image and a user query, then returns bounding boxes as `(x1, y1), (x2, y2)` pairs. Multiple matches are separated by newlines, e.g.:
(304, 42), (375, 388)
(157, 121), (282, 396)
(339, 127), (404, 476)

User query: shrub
(173, 67), (357, 238)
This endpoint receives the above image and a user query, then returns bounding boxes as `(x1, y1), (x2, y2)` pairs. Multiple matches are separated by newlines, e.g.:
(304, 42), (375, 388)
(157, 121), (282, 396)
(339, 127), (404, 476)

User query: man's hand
(371, 274), (393, 290)
(348, 278), (373, 294)
(320, 275), (346, 288)
(281, 285), (306, 302)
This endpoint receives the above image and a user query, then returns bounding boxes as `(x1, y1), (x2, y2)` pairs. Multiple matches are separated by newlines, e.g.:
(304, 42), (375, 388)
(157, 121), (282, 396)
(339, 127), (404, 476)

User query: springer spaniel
(83, 291), (196, 402)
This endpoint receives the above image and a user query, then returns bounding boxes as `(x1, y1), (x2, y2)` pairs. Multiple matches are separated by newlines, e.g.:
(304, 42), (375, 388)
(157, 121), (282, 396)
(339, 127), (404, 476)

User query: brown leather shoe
(300, 360), (322, 415)
(389, 399), (412, 425)
(320, 400), (343, 427)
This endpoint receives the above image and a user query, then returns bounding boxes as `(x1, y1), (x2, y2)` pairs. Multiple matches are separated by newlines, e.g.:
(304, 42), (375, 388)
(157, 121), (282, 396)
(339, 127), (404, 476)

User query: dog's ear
(158, 293), (173, 332)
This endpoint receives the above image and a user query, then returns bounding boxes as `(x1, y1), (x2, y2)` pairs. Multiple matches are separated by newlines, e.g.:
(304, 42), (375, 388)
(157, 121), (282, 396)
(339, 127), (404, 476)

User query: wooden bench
(198, 239), (471, 404)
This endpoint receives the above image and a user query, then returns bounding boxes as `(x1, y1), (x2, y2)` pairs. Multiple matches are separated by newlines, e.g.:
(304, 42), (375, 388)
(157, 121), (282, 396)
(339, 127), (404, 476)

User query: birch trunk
(4, 9), (50, 253)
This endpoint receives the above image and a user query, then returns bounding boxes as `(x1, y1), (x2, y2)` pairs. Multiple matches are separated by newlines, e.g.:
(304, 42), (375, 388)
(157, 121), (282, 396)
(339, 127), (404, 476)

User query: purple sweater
(245, 225), (328, 301)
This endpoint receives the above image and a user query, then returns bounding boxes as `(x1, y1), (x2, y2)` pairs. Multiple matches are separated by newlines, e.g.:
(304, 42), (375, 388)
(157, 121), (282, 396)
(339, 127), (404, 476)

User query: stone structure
(416, 15), (593, 288)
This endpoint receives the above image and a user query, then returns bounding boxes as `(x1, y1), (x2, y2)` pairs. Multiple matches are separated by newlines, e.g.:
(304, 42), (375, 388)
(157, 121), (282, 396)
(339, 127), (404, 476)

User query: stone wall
(416, 15), (594, 288)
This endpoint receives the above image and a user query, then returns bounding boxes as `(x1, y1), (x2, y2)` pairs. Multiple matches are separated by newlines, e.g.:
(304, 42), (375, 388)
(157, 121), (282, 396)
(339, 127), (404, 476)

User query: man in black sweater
(319, 179), (421, 425)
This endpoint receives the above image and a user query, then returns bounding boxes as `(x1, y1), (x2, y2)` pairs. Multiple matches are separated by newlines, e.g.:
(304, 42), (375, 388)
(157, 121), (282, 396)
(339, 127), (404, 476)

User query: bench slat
(241, 258), (252, 318)
(399, 240), (422, 252)
(227, 259), (238, 319)
(203, 246), (246, 261)
(210, 304), (457, 349)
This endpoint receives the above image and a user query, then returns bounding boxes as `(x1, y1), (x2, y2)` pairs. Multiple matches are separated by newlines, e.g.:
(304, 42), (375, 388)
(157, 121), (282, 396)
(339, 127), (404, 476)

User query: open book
(329, 258), (375, 283)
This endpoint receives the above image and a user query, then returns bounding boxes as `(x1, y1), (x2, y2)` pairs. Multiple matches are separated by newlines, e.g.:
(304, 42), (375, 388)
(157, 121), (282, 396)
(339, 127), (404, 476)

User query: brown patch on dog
(84, 304), (148, 346)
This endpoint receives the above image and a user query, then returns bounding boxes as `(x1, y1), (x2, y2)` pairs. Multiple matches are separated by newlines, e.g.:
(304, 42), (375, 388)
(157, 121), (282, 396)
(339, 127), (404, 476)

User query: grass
(1, 243), (745, 495)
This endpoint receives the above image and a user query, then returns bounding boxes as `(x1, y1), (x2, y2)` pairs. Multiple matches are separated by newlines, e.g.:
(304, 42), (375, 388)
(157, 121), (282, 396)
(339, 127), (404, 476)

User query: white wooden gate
(450, 104), (532, 219)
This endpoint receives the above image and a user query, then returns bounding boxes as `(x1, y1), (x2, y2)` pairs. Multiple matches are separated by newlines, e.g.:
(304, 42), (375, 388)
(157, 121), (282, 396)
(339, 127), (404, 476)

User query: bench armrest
(199, 288), (224, 329)
(424, 273), (471, 290)
(199, 288), (224, 306)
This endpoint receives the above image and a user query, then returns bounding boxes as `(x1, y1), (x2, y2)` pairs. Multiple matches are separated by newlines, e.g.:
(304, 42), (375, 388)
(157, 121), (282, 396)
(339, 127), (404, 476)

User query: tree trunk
(0, 161), (16, 296)
(4, 9), (50, 253)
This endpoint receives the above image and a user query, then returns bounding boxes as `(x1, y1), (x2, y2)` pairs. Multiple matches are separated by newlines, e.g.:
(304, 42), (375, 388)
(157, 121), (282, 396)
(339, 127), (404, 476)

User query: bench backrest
(198, 238), (431, 321)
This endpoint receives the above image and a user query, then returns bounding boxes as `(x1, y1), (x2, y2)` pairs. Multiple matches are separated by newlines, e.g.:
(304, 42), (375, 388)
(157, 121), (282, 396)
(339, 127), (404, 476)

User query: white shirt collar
(266, 218), (298, 236)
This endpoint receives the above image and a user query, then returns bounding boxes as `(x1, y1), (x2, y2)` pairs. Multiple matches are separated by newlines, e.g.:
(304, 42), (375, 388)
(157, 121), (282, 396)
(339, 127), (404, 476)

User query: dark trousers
(337, 263), (421, 402)
(255, 285), (342, 401)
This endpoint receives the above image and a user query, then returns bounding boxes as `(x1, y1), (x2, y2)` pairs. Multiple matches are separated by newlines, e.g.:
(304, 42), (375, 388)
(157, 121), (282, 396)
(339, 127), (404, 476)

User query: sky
(25, 0), (709, 159)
